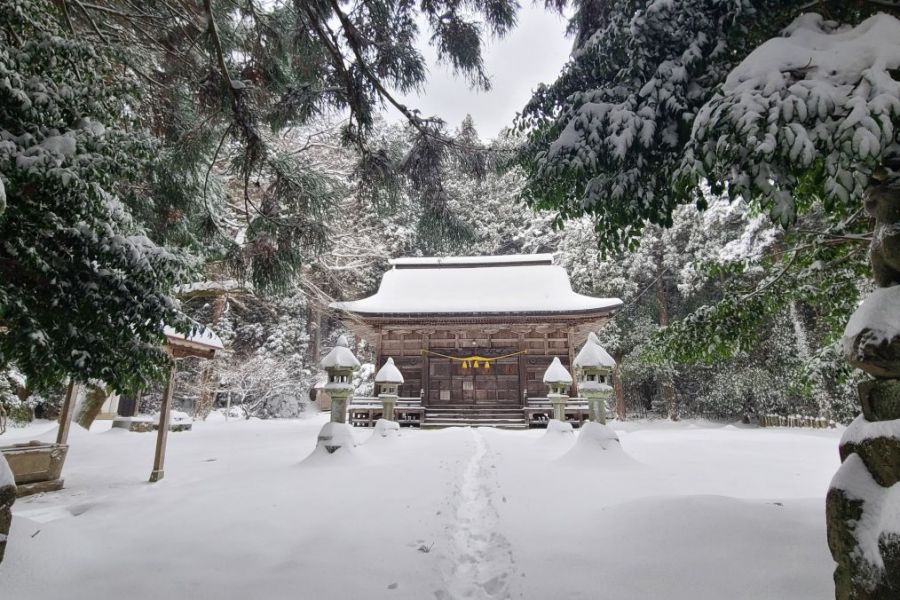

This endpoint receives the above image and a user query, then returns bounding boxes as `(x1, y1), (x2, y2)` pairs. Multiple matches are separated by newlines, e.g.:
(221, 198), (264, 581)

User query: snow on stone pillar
(829, 285), (900, 598)
(320, 335), (360, 425)
(375, 357), (404, 422)
(543, 357), (573, 422)
(574, 332), (616, 424)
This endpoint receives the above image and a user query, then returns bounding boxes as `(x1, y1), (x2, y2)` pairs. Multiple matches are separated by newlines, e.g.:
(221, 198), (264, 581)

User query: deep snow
(0, 416), (841, 599)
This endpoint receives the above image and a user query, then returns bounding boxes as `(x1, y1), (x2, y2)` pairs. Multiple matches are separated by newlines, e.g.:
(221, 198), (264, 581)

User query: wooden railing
(523, 397), (592, 428)
(348, 396), (615, 429)
(347, 397), (424, 428)
(759, 414), (835, 429)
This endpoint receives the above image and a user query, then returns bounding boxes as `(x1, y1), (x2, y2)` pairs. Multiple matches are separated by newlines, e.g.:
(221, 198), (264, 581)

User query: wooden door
(428, 359), (472, 406)
(473, 357), (520, 405)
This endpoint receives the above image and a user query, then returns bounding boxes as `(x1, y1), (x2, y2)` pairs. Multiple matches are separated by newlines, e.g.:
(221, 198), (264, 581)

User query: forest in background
(2, 114), (866, 428)
(0, 0), (884, 429)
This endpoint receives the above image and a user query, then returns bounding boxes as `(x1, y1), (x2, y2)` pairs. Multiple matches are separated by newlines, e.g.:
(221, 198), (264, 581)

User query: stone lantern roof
(374, 357), (404, 384)
(320, 335), (361, 369)
(574, 332), (616, 369)
(542, 357), (573, 384)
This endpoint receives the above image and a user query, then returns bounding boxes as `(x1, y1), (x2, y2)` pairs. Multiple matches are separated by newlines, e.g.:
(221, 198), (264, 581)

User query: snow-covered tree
(518, 3), (900, 596)
(0, 1), (192, 392)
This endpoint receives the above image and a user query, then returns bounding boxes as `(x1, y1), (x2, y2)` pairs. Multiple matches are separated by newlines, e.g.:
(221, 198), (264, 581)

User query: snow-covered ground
(1, 416), (840, 599)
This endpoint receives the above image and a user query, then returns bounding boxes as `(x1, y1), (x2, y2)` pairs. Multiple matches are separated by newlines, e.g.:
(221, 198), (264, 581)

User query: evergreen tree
(0, 1), (191, 391)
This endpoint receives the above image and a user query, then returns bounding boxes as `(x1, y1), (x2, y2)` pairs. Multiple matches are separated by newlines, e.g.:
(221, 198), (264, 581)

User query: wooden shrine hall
(331, 255), (622, 428)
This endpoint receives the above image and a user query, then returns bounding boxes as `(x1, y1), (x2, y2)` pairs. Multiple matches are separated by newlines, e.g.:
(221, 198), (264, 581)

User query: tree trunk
(655, 259), (678, 420)
(194, 294), (227, 420)
(74, 385), (109, 430)
(788, 301), (830, 419)
(827, 176), (900, 599)
(612, 351), (626, 419)
(307, 305), (322, 364)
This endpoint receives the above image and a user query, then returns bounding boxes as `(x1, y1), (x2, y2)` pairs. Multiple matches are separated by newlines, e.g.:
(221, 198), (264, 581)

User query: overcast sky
(387, 6), (573, 141)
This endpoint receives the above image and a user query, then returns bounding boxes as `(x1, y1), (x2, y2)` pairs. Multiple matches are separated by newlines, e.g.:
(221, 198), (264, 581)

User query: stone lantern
(574, 332), (616, 424)
(542, 357), (573, 421)
(320, 335), (360, 424)
(374, 357), (404, 422)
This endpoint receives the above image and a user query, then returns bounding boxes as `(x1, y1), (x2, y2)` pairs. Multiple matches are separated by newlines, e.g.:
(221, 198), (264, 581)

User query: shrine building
(331, 255), (622, 427)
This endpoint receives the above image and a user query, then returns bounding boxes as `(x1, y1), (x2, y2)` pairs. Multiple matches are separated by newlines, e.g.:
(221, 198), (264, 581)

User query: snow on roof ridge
(163, 324), (224, 350)
(332, 261), (623, 316)
(389, 254), (554, 267)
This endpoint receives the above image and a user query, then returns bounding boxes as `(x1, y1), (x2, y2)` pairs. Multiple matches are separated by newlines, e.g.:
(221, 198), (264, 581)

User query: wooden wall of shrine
(372, 323), (592, 407)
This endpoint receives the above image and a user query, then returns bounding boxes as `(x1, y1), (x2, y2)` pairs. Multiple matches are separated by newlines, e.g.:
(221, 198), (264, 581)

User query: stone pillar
(316, 336), (361, 455)
(321, 336), (360, 425)
(543, 356), (573, 424)
(380, 393), (397, 421)
(827, 179), (900, 599)
(549, 391), (568, 421)
(375, 357), (404, 423)
(327, 385), (352, 424)
(574, 333), (617, 424)
(579, 368), (614, 424)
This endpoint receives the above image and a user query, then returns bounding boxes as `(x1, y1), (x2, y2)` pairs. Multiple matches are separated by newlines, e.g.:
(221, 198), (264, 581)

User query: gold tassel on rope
(421, 349), (527, 369)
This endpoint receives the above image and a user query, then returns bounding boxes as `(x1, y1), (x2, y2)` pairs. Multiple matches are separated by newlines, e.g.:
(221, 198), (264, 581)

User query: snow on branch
(681, 12), (900, 222)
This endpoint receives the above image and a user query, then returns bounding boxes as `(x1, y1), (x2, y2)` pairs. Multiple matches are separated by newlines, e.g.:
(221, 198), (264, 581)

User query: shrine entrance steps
(422, 405), (528, 429)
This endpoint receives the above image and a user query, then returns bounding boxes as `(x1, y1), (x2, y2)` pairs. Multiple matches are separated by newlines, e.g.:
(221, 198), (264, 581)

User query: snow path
(436, 428), (519, 600)
(0, 417), (842, 599)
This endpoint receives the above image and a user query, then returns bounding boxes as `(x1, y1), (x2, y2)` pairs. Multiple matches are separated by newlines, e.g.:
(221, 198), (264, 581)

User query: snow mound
(369, 419), (400, 442)
(558, 422), (638, 468)
(544, 419), (574, 436)
(536, 419), (574, 444)
(301, 422), (361, 466)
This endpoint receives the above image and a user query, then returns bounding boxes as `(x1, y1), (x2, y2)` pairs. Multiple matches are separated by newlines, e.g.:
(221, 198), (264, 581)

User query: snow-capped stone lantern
(320, 335), (360, 424)
(574, 332), (617, 424)
(543, 357), (573, 421)
(374, 357), (404, 422)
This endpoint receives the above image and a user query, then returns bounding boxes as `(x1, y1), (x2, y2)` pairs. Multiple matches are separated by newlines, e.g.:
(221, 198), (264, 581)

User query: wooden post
(56, 379), (79, 445)
(568, 325), (578, 398)
(422, 353), (430, 407)
(149, 361), (176, 483)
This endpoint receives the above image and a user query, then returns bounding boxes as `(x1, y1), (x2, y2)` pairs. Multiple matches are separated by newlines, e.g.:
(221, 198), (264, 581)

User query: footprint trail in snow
(436, 428), (519, 600)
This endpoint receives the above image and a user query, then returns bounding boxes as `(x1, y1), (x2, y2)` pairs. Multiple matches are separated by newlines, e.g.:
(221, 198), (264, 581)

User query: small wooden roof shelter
(55, 326), (224, 484)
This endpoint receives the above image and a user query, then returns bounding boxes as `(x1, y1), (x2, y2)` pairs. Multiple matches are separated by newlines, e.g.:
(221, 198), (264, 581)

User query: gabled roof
(331, 254), (622, 317)
(163, 325), (224, 352)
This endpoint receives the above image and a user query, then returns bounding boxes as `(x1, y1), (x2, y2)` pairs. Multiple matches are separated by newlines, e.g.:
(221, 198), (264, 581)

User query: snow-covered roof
(389, 254), (554, 267)
(543, 357), (573, 384)
(163, 325), (224, 351)
(574, 332), (617, 368)
(374, 357), (404, 384)
(332, 255), (622, 316)
(321, 335), (361, 369)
